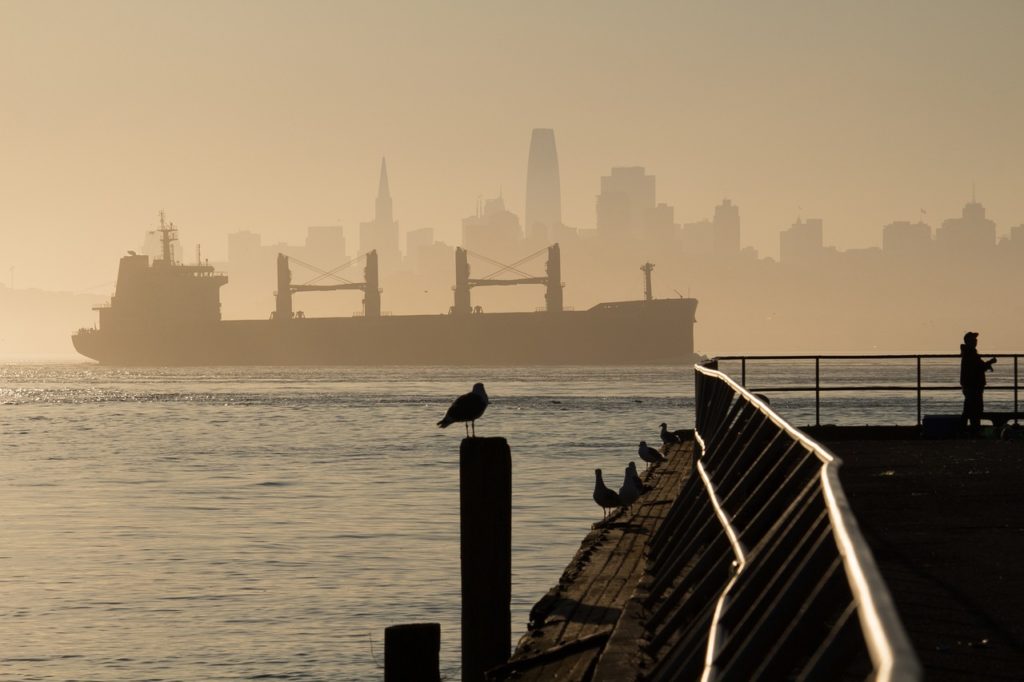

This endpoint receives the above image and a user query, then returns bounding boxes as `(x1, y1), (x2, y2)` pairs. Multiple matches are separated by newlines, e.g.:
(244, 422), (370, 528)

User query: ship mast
(157, 210), (178, 265)
(641, 262), (655, 302)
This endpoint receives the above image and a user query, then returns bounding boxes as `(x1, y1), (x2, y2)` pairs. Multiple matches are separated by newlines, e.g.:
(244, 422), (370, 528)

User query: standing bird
(618, 464), (642, 508)
(660, 422), (681, 446)
(437, 382), (489, 436)
(626, 461), (646, 492)
(638, 440), (667, 471)
(593, 468), (622, 519)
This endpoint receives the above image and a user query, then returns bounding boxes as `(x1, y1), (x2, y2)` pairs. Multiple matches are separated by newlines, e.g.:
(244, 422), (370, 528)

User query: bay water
(0, 359), (986, 680)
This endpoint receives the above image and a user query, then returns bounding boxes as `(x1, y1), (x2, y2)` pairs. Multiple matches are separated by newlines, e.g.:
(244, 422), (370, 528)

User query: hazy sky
(2, 0), (1023, 292)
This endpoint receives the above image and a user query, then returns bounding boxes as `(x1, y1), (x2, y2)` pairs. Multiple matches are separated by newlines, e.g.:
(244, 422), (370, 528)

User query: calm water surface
(0, 360), (986, 680)
(2, 365), (696, 681)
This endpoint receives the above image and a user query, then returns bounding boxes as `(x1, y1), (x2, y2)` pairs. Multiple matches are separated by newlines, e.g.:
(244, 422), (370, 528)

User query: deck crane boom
(452, 243), (563, 315)
(274, 250), (381, 319)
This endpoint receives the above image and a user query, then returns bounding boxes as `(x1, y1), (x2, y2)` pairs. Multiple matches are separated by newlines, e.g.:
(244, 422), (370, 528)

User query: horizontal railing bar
(716, 353), (1021, 361)
(747, 385), (1018, 393)
(695, 364), (920, 681)
(717, 353), (1022, 427)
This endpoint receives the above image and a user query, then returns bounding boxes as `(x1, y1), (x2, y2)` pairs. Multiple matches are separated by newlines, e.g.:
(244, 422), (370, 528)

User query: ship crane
(452, 243), (563, 315)
(274, 251), (381, 319)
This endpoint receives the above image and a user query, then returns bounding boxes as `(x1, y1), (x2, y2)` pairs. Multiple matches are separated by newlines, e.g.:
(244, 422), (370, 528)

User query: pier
(828, 437), (1024, 680)
(483, 358), (1024, 681)
(490, 440), (695, 680)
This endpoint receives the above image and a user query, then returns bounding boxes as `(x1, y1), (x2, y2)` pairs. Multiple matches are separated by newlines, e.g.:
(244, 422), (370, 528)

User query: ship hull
(72, 299), (697, 366)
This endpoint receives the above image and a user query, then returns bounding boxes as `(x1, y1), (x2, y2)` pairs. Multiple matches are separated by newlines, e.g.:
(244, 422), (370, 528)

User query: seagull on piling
(593, 468), (622, 519)
(660, 422), (681, 446)
(638, 440), (667, 471)
(618, 464), (642, 508)
(437, 382), (489, 437)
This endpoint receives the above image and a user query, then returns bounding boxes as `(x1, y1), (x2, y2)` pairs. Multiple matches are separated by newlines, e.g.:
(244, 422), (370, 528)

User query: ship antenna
(157, 210), (178, 264)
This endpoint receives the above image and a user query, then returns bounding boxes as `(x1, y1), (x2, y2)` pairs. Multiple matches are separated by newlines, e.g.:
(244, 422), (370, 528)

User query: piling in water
(384, 622), (440, 682)
(460, 436), (512, 682)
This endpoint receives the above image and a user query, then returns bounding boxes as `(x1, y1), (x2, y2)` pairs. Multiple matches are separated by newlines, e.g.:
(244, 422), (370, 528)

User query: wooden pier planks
(489, 441), (695, 681)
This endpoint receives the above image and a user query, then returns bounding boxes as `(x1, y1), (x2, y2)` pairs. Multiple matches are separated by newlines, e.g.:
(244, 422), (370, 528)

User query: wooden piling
(460, 436), (512, 682)
(384, 622), (441, 682)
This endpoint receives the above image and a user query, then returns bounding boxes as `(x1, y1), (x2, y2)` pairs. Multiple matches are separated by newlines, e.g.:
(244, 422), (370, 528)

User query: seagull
(437, 382), (489, 436)
(626, 461), (646, 492)
(618, 464), (642, 508)
(660, 423), (681, 446)
(638, 440), (667, 471)
(593, 468), (622, 519)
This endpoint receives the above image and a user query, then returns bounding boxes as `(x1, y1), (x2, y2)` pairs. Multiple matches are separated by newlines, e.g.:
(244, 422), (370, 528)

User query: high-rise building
(405, 227), (434, 272)
(882, 221), (931, 257)
(524, 129), (562, 243)
(595, 167), (656, 236)
(936, 195), (996, 255)
(713, 199), (741, 256)
(681, 219), (715, 256)
(1010, 224), (1024, 249)
(780, 217), (824, 265)
(228, 230), (262, 264)
(305, 226), (346, 263)
(462, 195), (524, 256)
(359, 158), (401, 269)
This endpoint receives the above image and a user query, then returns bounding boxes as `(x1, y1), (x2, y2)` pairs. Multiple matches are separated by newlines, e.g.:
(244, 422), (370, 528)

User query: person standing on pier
(960, 331), (996, 435)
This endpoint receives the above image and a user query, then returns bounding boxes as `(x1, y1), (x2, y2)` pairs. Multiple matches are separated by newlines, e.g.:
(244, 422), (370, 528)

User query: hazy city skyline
(2, 1), (1024, 294)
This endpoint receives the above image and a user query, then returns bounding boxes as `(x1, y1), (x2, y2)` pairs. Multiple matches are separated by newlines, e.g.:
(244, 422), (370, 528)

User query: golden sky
(2, 0), (1023, 291)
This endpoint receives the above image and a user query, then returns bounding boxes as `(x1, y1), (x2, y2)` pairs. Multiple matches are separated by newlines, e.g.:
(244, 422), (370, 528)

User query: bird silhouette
(660, 422), (681, 446)
(626, 461), (646, 492)
(593, 468), (622, 519)
(437, 383), (489, 436)
(638, 440), (667, 471)
(618, 464), (642, 508)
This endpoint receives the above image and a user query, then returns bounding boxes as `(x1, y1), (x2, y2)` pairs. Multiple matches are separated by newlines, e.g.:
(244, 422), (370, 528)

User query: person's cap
(964, 331), (979, 342)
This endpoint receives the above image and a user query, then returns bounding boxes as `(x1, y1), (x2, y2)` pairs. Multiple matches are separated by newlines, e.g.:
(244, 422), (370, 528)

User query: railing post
(815, 357), (821, 427)
(741, 357), (747, 387)
(921, 356), (929, 425)
(695, 366), (704, 434)
(1015, 355), (1019, 423)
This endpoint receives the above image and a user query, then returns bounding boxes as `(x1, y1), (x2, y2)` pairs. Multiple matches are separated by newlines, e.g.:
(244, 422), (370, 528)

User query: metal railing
(715, 354), (1022, 426)
(641, 362), (920, 681)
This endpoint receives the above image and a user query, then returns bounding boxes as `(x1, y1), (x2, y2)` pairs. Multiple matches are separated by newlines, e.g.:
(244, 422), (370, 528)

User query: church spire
(374, 157), (394, 224)
(378, 157), (391, 200)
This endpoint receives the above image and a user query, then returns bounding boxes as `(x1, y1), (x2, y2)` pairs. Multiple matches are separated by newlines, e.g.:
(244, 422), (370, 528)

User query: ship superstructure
(92, 212), (227, 333)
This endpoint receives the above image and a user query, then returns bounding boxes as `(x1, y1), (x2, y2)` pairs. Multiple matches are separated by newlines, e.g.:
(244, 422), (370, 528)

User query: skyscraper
(780, 217), (824, 265)
(462, 194), (524, 256)
(882, 220), (931, 257)
(713, 199), (741, 256)
(595, 166), (656, 236)
(359, 158), (401, 269)
(524, 129), (562, 243)
(936, 194), (996, 255)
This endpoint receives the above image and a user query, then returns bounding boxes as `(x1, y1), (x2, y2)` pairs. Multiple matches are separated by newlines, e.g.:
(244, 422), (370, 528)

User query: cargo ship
(72, 215), (698, 366)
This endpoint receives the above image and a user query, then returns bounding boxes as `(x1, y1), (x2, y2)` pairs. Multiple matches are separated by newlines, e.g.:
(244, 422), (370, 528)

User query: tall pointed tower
(360, 157), (401, 270)
(375, 158), (394, 225)
(525, 129), (562, 243)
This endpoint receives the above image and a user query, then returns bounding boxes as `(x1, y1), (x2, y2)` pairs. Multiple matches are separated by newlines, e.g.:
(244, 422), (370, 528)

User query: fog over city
(2, 1), (1022, 358)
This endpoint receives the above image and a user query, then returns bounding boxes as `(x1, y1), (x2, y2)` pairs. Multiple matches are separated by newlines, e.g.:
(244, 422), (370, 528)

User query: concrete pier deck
(497, 432), (1024, 681)
(827, 436), (1024, 681)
